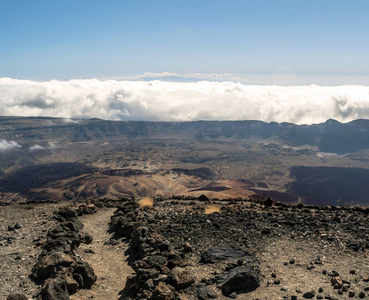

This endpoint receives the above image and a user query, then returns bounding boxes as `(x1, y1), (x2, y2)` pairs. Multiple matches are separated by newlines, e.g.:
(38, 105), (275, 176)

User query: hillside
(2, 117), (369, 154)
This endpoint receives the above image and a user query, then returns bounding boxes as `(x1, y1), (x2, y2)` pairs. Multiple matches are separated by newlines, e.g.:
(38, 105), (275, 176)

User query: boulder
(73, 260), (97, 287)
(137, 268), (159, 284)
(169, 267), (195, 290)
(152, 282), (176, 300)
(43, 228), (81, 253)
(197, 286), (218, 299)
(40, 276), (70, 300)
(62, 221), (78, 232)
(146, 255), (167, 267)
(220, 265), (260, 295)
(125, 274), (138, 291)
(55, 208), (78, 221)
(33, 252), (75, 279)
(201, 248), (244, 264)
(55, 267), (79, 293)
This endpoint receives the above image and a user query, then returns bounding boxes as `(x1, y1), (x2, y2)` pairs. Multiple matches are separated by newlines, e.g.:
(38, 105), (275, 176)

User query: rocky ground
(0, 202), (67, 299)
(2, 197), (369, 300)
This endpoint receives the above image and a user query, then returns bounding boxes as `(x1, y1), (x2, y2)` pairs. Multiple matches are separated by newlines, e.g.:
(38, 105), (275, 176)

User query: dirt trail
(70, 208), (132, 300)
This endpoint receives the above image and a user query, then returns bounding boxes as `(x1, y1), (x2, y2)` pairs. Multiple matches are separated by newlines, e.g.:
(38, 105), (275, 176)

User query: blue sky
(1, 0), (369, 84)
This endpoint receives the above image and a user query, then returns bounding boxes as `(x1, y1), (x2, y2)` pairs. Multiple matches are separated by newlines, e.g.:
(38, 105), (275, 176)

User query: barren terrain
(2, 198), (369, 300)
(2, 117), (369, 206)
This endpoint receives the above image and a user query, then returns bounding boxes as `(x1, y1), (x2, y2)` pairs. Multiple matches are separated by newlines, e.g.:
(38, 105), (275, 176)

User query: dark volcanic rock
(40, 276), (70, 300)
(73, 260), (97, 288)
(302, 290), (316, 299)
(185, 284), (219, 299)
(198, 194), (209, 202)
(79, 231), (93, 244)
(146, 255), (167, 267)
(219, 265), (260, 295)
(169, 267), (195, 290)
(7, 294), (28, 300)
(56, 268), (79, 293)
(201, 248), (244, 263)
(32, 252), (75, 280)
(152, 282), (176, 300)
(30, 204), (98, 300)
(264, 197), (274, 207)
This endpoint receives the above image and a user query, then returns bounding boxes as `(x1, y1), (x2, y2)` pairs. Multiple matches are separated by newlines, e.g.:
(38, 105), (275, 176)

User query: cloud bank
(0, 139), (21, 152)
(118, 72), (239, 82)
(29, 142), (57, 151)
(1, 78), (369, 124)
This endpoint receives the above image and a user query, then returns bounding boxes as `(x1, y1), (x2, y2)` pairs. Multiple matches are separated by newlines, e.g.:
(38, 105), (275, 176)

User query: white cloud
(0, 139), (21, 152)
(43, 120), (56, 126)
(29, 142), (58, 151)
(29, 144), (44, 151)
(63, 118), (80, 124)
(111, 72), (241, 82)
(0, 77), (369, 124)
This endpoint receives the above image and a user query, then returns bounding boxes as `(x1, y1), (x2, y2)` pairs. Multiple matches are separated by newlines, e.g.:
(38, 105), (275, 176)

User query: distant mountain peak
(325, 118), (340, 125)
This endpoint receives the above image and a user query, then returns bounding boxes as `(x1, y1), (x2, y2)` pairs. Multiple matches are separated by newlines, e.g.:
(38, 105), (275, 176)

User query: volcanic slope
(3, 117), (369, 205)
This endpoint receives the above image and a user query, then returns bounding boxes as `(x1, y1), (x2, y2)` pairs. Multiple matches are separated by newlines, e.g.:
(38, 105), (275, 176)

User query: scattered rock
(359, 291), (366, 298)
(331, 276), (343, 289)
(302, 290), (315, 299)
(79, 231), (93, 244)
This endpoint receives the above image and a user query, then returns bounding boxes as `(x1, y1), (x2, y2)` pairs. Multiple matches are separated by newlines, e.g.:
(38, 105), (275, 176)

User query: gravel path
(71, 207), (132, 300)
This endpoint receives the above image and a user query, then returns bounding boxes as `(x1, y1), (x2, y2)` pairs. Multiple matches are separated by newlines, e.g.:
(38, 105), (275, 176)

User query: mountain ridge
(1, 116), (369, 153)
(1, 116), (369, 205)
